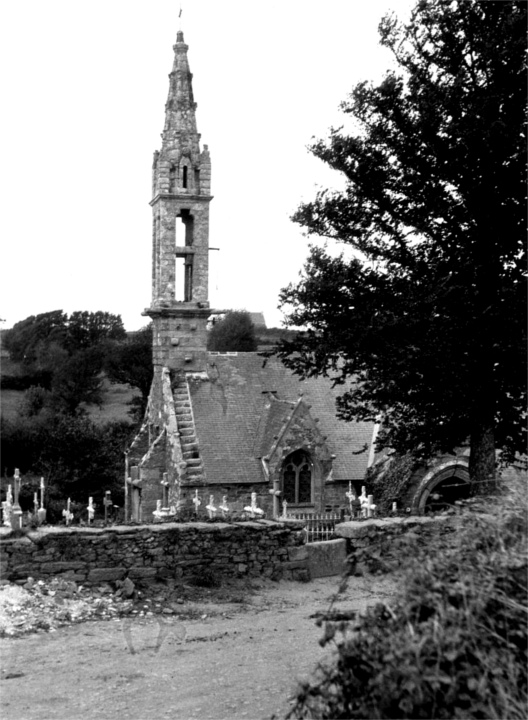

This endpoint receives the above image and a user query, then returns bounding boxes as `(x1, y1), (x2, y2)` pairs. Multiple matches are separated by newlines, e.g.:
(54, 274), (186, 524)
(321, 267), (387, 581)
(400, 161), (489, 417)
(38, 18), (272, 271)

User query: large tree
(105, 324), (153, 419)
(277, 0), (526, 489)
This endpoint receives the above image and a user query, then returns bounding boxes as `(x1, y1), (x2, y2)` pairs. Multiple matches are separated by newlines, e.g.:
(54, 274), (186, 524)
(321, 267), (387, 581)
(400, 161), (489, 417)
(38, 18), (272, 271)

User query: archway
(413, 460), (470, 513)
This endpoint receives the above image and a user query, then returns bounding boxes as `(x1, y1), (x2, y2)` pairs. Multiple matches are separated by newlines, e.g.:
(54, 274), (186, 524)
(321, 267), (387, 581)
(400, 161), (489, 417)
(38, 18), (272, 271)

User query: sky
(0, 0), (414, 332)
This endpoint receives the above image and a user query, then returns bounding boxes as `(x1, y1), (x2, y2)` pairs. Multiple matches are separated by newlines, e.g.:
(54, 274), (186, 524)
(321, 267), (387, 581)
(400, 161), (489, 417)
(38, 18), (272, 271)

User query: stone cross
(153, 499), (163, 520)
(62, 497), (74, 526)
(192, 489), (201, 514)
(219, 495), (229, 518)
(87, 497), (95, 523)
(205, 494), (217, 519)
(345, 481), (356, 515)
(2, 484), (13, 527)
(244, 492), (264, 519)
(12, 469), (23, 530)
(281, 499), (288, 519)
(365, 494), (377, 518)
(359, 486), (369, 517)
(103, 491), (112, 525)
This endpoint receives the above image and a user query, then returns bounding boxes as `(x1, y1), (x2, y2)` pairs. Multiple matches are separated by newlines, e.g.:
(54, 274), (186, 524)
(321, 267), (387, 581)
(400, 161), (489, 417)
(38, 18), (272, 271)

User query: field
(0, 379), (140, 425)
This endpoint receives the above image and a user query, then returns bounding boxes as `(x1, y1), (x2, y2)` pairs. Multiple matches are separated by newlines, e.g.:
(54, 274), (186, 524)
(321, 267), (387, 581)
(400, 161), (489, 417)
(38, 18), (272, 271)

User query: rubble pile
(0, 577), (134, 637)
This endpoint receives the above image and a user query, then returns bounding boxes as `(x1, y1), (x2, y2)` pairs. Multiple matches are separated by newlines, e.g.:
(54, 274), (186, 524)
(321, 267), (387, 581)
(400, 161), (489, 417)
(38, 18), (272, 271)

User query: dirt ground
(0, 574), (397, 720)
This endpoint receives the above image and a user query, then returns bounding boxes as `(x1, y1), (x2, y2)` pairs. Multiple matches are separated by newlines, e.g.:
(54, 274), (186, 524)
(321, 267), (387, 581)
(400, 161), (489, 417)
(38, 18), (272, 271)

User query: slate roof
(188, 353), (374, 485)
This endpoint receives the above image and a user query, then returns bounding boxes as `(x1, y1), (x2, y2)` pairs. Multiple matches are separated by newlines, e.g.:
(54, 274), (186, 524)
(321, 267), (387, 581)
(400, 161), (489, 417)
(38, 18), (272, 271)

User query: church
(126, 30), (470, 521)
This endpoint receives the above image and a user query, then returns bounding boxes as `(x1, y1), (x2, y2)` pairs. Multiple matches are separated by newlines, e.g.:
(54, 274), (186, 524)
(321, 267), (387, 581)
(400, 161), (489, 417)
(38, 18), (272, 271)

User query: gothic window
(282, 450), (313, 505)
(182, 165), (188, 189)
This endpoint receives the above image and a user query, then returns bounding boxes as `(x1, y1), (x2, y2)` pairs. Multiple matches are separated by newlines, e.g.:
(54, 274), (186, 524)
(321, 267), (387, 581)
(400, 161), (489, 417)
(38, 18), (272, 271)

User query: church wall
(178, 483), (273, 516)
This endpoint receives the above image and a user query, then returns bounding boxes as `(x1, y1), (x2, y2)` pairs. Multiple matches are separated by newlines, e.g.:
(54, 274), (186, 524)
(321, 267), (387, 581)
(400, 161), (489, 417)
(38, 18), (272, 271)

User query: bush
(0, 371), (53, 391)
(289, 476), (527, 719)
(207, 310), (257, 352)
(0, 413), (134, 508)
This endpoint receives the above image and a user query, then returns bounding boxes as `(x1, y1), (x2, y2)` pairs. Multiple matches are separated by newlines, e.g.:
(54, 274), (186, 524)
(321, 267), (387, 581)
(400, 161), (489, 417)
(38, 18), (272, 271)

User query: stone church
(126, 30), (470, 521)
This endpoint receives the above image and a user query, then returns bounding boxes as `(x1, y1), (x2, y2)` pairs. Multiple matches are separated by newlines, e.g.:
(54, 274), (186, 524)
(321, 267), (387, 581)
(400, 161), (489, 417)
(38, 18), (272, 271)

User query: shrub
(207, 310), (257, 352)
(367, 452), (416, 515)
(289, 475), (527, 719)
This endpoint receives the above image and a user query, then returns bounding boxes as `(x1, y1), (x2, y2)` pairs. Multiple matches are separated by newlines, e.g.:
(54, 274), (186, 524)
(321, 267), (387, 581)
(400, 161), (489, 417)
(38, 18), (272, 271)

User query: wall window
(282, 450), (313, 505)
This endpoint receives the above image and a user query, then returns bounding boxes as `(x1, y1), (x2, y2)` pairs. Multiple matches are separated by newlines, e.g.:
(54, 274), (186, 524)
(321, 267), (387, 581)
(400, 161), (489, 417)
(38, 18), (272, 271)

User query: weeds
(289, 473), (527, 719)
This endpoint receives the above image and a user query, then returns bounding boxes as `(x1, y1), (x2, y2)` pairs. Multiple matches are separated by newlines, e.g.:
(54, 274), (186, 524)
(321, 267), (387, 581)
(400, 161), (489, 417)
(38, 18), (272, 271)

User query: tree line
(1, 310), (153, 519)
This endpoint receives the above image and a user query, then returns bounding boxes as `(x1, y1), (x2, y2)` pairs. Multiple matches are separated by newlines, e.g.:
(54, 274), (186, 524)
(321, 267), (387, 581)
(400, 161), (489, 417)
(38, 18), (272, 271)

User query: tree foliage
(105, 324), (153, 418)
(3, 310), (127, 415)
(207, 311), (258, 352)
(277, 0), (527, 485)
(0, 413), (133, 505)
(3, 310), (68, 365)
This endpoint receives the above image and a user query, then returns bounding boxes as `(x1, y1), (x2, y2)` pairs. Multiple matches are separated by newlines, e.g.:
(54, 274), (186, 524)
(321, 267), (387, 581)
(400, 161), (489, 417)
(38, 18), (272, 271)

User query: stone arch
(412, 458), (470, 514)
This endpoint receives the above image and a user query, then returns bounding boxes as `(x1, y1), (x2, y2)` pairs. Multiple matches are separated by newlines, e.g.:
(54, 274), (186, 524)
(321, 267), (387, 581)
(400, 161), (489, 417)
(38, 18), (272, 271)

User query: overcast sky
(0, 0), (414, 331)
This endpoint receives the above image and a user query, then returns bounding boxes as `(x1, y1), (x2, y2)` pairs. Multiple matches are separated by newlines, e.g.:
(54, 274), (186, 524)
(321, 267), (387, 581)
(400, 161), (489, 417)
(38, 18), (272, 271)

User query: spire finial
(176, 2), (184, 43)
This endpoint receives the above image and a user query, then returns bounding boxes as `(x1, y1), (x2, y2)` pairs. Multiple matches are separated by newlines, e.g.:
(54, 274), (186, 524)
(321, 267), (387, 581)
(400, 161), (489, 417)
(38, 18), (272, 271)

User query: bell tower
(145, 30), (212, 371)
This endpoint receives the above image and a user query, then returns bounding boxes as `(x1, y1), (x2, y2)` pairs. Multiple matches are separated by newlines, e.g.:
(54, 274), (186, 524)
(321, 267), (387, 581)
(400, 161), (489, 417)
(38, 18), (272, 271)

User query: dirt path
(0, 575), (396, 720)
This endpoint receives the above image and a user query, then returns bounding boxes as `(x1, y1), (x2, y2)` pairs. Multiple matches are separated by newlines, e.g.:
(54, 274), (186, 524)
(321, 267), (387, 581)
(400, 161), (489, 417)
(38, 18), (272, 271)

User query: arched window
(282, 450), (313, 505)
(179, 156), (192, 191)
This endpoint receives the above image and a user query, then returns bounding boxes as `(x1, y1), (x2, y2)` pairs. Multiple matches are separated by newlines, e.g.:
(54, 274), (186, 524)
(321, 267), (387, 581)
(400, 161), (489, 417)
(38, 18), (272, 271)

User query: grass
(0, 379), (140, 425)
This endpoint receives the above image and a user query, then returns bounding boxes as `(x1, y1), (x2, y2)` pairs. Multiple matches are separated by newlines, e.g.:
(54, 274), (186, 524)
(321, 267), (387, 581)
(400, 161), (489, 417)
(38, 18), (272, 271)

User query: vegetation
(276, 0), (527, 489)
(291, 474), (527, 719)
(2, 311), (152, 419)
(105, 324), (153, 419)
(0, 412), (133, 522)
(1, 311), (151, 516)
(367, 453), (416, 515)
(207, 310), (258, 352)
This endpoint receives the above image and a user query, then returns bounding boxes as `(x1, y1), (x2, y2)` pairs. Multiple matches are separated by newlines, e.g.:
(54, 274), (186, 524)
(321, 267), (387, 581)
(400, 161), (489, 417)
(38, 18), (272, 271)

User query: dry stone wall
(335, 514), (459, 574)
(0, 520), (309, 585)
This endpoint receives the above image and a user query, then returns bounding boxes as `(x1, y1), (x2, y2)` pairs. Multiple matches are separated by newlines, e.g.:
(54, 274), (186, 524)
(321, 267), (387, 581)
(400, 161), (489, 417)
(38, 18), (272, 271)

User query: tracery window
(282, 450), (313, 505)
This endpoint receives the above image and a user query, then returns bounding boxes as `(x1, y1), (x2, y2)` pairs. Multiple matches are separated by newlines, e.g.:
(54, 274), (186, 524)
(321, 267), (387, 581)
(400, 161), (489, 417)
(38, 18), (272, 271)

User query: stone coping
(0, 518), (305, 541)
(335, 514), (456, 537)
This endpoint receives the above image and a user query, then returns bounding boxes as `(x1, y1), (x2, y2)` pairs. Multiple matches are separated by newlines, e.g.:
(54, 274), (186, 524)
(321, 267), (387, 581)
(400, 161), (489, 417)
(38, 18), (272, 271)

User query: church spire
(147, 29), (212, 374)
(162, 31), (198, 141)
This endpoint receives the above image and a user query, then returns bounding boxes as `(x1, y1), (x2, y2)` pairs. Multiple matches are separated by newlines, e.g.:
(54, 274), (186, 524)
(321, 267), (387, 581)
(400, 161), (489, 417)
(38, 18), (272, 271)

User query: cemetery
(3, 468), (446, 586)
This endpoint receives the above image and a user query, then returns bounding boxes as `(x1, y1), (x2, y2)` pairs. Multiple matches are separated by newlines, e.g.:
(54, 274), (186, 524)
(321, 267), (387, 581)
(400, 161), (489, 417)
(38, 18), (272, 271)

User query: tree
(276, 0), (527, 489)
(207, 311), (258, 352)
(50, 346), (105, 415)
(66, 311), (126, 352)
(105, 324), (153, 418)
(3, 310), (67, 365)
(0, 413), (133, 512)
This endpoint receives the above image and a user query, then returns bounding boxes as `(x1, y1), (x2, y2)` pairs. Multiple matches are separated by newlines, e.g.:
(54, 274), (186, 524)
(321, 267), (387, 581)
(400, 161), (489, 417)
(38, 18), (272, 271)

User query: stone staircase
(172, 378), (206, 485)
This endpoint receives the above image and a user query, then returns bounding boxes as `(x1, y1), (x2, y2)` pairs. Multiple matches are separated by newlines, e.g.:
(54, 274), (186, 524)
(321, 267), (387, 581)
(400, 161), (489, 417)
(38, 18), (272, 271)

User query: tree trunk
(468, 421), (497, 496)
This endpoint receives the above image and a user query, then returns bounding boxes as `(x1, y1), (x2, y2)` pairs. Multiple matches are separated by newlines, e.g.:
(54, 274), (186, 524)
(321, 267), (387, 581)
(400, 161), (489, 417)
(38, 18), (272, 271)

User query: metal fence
(285, 512), (342, 543)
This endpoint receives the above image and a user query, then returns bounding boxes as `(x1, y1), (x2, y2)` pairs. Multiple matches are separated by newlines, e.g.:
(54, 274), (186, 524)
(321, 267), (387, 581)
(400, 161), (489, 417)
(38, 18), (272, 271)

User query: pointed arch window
(282, 450), (313, 505)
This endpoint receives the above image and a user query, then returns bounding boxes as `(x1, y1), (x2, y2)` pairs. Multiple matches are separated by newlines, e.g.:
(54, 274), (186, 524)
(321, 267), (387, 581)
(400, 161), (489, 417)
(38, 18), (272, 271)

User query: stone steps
(172, 377), (205, 483)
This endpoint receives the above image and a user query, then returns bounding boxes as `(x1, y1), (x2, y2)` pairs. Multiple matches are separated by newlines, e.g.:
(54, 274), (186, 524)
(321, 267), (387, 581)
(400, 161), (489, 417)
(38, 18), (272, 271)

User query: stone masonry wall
(0, 520), (309, 585)
(335, 515), (459, 575)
